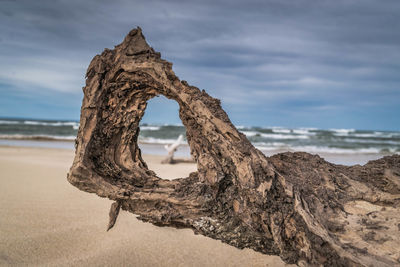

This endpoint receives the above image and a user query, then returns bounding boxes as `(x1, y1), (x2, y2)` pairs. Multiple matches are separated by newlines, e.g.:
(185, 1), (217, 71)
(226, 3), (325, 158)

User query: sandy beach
(0, 146), (291, 266)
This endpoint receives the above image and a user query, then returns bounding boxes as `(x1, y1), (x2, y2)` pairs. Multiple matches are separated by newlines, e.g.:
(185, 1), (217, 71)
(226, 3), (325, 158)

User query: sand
(0, 146), (290, 266)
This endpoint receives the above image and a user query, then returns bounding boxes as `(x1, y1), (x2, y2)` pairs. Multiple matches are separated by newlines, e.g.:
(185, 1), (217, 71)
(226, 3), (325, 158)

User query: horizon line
(0, 116), (399, 132)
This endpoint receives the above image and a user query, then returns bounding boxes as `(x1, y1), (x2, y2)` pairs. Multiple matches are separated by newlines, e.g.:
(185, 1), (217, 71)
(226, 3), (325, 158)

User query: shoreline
(0, 137), (396, 166)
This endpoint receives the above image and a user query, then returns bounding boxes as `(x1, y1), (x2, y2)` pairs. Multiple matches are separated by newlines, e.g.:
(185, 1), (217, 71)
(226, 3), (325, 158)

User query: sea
(0, 118), (399, 165)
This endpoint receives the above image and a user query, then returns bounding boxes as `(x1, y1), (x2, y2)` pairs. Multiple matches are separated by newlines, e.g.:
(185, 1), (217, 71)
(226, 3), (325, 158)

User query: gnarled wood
(68, 27), (400, 266)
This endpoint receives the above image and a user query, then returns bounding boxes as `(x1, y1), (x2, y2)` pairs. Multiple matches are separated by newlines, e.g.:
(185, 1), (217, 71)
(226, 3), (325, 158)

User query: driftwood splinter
(68, 27), (400, 266)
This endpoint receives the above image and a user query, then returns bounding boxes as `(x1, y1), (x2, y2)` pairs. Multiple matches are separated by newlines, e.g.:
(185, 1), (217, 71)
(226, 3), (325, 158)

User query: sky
(0, 0), (399, 130)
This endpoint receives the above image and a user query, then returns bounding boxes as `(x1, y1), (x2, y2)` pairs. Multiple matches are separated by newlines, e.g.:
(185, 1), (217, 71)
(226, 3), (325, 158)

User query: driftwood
(68, 27), (400, 266)
(161, 134), (184, 164)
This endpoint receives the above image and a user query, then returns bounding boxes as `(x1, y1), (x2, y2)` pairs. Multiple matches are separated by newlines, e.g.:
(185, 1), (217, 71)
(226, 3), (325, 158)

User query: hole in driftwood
(139, 95), (197, 180)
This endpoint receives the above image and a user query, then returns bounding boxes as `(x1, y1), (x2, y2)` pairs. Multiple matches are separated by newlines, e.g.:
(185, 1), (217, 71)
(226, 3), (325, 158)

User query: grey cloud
(0, 0), (399, 128)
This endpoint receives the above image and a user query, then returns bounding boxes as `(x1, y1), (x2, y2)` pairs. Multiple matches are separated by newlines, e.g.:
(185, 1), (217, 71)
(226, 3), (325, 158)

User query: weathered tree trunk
(68, 28), (400, 266)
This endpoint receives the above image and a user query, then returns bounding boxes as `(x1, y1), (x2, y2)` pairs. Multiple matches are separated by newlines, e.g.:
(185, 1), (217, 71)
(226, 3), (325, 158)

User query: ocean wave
(330, 128), (356, 136)
(261, 133), (309, 139)
(330, 128), (355, 134)
(292, 146), (384, 154)
(0, 120), (20, 124)
(255, 144), (396, 154)
(291, 129), (307, 135)
(292, 129), (317, 135)
(0, 134), (76, 141)
(23, 121), (79, 127)
(0, 119), (80, 128)
(139, 137), (187, 145)
(343, 138), (400, 145)
(235, 125), (247, 130)
(331, 131), (399, 139)
(254, 142), (288, 151)
(140, 126), (161, 131)
(351, 132), (399, 138)
(271, 127), (291, 134)
(242, 131), (259, 137)
(241, 131), (310, 140)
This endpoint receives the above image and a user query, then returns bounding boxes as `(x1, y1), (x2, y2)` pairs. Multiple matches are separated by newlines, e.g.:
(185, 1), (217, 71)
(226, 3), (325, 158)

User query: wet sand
(0, 146), (290, 266)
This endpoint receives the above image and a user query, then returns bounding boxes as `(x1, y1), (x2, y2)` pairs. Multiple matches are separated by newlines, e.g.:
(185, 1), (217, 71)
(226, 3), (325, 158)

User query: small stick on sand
(107, 201), (121, 231)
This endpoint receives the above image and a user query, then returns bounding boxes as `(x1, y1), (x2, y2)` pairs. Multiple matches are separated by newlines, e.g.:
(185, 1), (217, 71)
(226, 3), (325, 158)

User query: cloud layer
(1, 0), (399, 129)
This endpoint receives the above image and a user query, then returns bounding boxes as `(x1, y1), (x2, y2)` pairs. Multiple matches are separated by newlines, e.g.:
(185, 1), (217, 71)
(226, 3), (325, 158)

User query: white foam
(272, 127), (291, 134)
(301, 146), (387, 154)
(331, 128), (355, 133)
(162, 123), (184, 127)
(255, 144), (389, 154)
(139, 137), (187, 145)
(140, 126), (161, 131)
(0, 134), (76, 141)
(330, 128), (356, 136)
(292, 129), (316, 135)
(0, 120), (20, 124)
(343, 138), (400, 145)
(351, 133), (393, 138)
(235, 125), (247, 130)
(260, 133), (309, 140)
(241, 131), (310, 140)
(23, 121), (79, 127)
(241, 131), (260, 137)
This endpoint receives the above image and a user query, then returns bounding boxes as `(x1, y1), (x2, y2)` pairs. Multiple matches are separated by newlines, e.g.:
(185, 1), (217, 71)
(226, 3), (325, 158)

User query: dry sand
(0, 146), (290, 266)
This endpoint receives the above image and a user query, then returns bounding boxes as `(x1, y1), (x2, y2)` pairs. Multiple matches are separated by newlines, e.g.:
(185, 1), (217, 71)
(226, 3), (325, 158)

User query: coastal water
(1, 118), (399, 161)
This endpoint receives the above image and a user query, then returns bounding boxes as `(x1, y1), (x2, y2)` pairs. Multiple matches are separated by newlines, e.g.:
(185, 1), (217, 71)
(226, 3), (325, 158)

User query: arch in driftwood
(68, 28), (400, 266)
(70, 28), (260, 189)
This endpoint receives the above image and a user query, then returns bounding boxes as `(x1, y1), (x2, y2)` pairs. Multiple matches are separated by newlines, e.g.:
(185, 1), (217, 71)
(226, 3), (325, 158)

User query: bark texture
(68, 27), (400, 266)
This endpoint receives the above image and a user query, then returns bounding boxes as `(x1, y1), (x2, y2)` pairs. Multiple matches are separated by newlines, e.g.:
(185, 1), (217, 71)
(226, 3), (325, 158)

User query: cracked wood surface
(68, 27), (400, 266)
